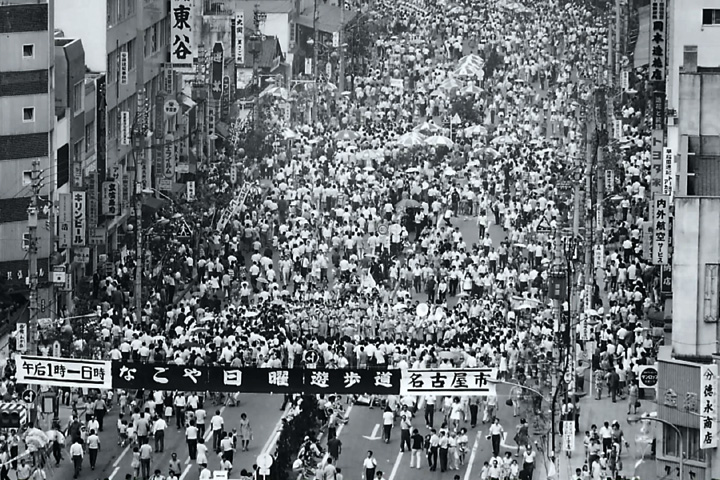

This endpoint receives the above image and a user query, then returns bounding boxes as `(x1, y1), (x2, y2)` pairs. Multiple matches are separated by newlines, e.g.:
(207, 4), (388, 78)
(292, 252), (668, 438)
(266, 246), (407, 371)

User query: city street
(51, 394), (287, 480)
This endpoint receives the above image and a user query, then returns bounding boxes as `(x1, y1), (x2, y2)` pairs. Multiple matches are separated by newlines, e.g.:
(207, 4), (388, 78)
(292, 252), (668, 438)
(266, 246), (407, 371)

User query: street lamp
(627, 413), (683, 480)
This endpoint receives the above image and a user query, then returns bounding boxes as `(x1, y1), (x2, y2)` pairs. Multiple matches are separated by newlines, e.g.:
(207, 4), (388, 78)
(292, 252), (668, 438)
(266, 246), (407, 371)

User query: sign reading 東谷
(16, 355), (112, 389)
(700, 364), (718, 449)
(111, 363), (401, 394)
(170, 0), (194, 65)
(400, 368), (497, 396)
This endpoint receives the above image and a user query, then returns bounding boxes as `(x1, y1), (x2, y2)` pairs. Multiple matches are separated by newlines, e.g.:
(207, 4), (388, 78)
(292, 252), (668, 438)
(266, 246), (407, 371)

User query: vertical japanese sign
(222, 76), (230, 118)
(121, 174), (129, 214)
(305, 58), (312, 76)
(651, 91), (665, 131)
(163, 64), (174, 93)
(72, 192), (86, 247)
(650, 129), (663, 197)
(652, 195), (669, 265)
(120, 111), (131, 146)
(16, 323), (27, 353)
(650, 0), (666, 83)
(235, 12), (245, 65)
(120, 51), (129, 85)
(164, 134), (175, 180)
(211, 42), (224, 101)
(86, 172), (98, 232)
(701, 364), (718, 449)
(562, 421), (575, 452)
(102, 181), (119, 216)
(186, 181), (196, 201)
(171, 0), (194, 65)
(58, 193), (72, 248)
(604, 169), (614, 193)
(208, 106), (216, 137)
(663, 147), (673, 198)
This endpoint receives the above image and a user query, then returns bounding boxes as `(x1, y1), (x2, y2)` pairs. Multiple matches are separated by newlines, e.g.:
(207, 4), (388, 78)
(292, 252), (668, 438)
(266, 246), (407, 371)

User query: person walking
(488, 418), (504, 457)
(70, 439), (83, 479)
(428, 429), (439, 471)
(382, 406), (394, 443)
(239, 413), (253, 451)
(139, 441), (153, 480)
(363, 450), (377, 480)
(87, 429), (100, 470)
(410, 428), (423, 469)
(399, 405), (412, 452)
(438, 430), (449, 472)
(210, 410), (225, 453)
(186, 419), (199, 460)
(93, 396), (108, 432)
(327, 435), (342, 464)
(168, 452), (182, 477)
(521, 444), (536, 479)
(424, 395), (436, 427)
(153, 415), (167, 452)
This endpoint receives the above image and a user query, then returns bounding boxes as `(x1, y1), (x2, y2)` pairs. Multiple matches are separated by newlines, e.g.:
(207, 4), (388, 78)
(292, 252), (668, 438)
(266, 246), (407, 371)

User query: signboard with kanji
(16, 355), (112, 389)
(400, 368), (497, 396)
(650, 0), (666, 83)
(700, 364), (718, 449)
(652, 195), (669, 265)
(102, 181), (119, 216)
(170, 0), (195, 66)
(235, 12), (245, 65)
(58, 193), (72, 248)
(72, 192), (86, 246)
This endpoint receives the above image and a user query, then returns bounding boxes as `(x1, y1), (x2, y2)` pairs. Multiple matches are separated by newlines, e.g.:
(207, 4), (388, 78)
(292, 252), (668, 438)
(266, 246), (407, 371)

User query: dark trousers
(223, 449), (234, 464)
(0, 465), (9, 480)
(141, 458), (151, 480)
(439, 447), (448, 472)
(155, 430), (165, 452)
(52, 441), (62, 465)
(89, 448), (98, 468)
(328, 426), (337, 440)
(175, 407), (185, 428)
(470, 404), (479, 426)
(424, 404), (435, 426)
(603, 437), (612, 454)
(428, 446), (438, 470)
(198, 424), (205, 439)
(213, 430), (222, 452)
(400, 429), (411, 452)
(95, 408), (106, 431)
(10, 446), (17, 470)
(383, 424), (392, 442)
(492, 434), (501, 457)
(365, 468), (375, 480)
(523, 462), (535, 479)
(187, 438), (198, 460)
(72, 455), (82, 477)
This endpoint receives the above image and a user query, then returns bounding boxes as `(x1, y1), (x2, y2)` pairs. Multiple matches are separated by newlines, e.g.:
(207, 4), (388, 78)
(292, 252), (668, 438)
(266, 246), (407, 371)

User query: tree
(344, 14), (376, 87)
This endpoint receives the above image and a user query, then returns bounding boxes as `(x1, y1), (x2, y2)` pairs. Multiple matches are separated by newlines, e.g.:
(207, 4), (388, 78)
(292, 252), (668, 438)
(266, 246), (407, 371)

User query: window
(108, 107), (117, 139)
(22, 44), (34, 58)
(107, 0), (117, 25)
(22, 107), (35, 122)
(159, 16), (169, 48)
(127, 39), (136, 70)
(73, 139), (84, 161)
(126, 0), (135, 17)
(72, 81), (84, 115)
(22, 171), (32, 185)
(702, 9), (720, 25)
(151, 23), (158, 53)
(108, 50), (118, 84)
(664, 425), (706, 462)
(85, 121), (95, 151)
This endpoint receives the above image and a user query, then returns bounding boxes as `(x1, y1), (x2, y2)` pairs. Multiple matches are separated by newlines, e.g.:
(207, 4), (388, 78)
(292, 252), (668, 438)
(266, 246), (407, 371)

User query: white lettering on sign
(72, 192), (86, 246)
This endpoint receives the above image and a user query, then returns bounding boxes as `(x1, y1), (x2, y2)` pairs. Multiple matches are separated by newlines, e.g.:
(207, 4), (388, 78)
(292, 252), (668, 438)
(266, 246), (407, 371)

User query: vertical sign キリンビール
(72, 192), (86, 247)
(171, 0), (194, 66)
(700, 364), (718, 449)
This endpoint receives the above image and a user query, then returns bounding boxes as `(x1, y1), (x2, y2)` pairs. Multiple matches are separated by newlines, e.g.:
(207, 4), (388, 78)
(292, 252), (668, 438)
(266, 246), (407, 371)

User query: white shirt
(211, 415), (224, 431)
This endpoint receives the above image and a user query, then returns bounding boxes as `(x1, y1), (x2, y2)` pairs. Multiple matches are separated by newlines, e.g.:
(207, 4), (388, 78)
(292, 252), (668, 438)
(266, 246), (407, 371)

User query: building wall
(672, 197), (720, 357)
(678, 72), (720, 138)
(0, 31), (53, 71)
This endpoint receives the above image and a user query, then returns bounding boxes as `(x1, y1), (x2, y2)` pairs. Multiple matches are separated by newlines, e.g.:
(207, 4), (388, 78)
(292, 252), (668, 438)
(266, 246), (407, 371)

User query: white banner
(102, 181), (119, 216)
(701, 364), (718, 449)
(652, 195), (669, 265)
(72, 191), (86, 246)
(15, 355), (112, 389)
(562, 421), (575, 452)
(305, 58), (312, 76)
(170, 0), (195, 65)
(593, 245), (604, 269)
(186, 181), (196, 201)
(120, 110), (131, 146)
(663, 147), (673, 197)
(235, 12), (245, 65)
(400, 368), (497, 396)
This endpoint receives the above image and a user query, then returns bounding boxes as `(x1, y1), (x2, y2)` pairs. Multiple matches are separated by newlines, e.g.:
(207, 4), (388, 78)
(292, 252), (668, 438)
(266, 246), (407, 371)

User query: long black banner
(112, 363), (401, 394)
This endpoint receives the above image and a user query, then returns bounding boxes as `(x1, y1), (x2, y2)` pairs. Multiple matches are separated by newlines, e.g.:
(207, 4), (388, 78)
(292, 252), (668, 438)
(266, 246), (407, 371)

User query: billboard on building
(652, 195), (669, 265)
(58, 193), (72, 248)
(102, 181), (119, 216)
(649, 0), (666, 83)
(72, 192), (86, 246)
(120, 111), (131, 146)
(235, 12), (245, 65)
(700, 364), (718, 449)
(170, 0), (195, 65)
(212, 42), (224, 101)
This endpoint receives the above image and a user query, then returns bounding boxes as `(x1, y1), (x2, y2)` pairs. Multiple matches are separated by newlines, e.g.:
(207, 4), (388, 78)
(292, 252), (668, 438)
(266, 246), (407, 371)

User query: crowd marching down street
(0, 0), (664, 479)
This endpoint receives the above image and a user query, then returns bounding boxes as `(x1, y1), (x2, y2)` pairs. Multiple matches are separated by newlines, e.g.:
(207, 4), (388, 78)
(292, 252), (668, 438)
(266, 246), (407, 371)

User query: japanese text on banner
(701, 364), (718, 449)
(400, 368), (497, 396)
(16, 355), (112, 389)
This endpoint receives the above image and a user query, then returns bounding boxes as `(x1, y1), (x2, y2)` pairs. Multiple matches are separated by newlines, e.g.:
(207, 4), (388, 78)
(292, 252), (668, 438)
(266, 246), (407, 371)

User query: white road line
(179, 464), (192, 480)
(336, 405), (353, 437)
(363, 423), (381, 440)
(108, 466), (120, 480)
(463, 431), (482, 480)
(387, 451), (404, 480)
(260, 404), (292, 456)
(185, 456), (190, 465)
(112, 443), (132, 468)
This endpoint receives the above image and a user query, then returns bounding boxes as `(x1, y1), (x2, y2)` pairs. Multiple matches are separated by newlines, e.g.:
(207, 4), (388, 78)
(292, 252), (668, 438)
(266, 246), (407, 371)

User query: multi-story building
(55, 0), (180, 263)
(0, 0), (56, 326)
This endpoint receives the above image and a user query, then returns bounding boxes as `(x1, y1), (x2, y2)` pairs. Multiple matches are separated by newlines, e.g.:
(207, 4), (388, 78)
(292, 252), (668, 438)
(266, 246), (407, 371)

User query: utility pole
(26, 160), (41, 355)
(134, 180), (143, 324)
(338, 1), (345, 95)
(311, 0), (319, 123)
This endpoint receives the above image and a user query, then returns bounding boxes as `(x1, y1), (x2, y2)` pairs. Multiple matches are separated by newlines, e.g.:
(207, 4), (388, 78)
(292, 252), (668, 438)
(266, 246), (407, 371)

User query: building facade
(0, 0), (56, 324)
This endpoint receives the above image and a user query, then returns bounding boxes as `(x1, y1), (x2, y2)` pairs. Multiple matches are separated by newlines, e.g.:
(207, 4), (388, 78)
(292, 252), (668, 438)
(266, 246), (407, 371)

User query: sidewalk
(557, 391), (657, 479)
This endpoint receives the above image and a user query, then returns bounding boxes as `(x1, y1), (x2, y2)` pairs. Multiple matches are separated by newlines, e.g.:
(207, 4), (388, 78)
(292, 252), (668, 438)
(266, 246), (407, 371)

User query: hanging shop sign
(700, 364), (718, 449)
(58, 193), (72, 248)
(650, 129), (664, 196)
(649, 0), (666, 83)
(102, 181), (119, 216)
(111, 363), (402, 394)
(663, 147), (673, 198)
(652, 195), (669, 265)
(120, 111), (131, 146)
(400, 368), (497, 396)
(235, 12), (245, 65)
(120, 51), (129, 85)
(186, 181), (196, 201)
(212, 42), (224, 101)
(16, 323), (27, 353)
(170, 0), (195, 65)
(164, 134), (175, 179)
(16, 355), (112, 389)
(72, 191), (86, 246)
